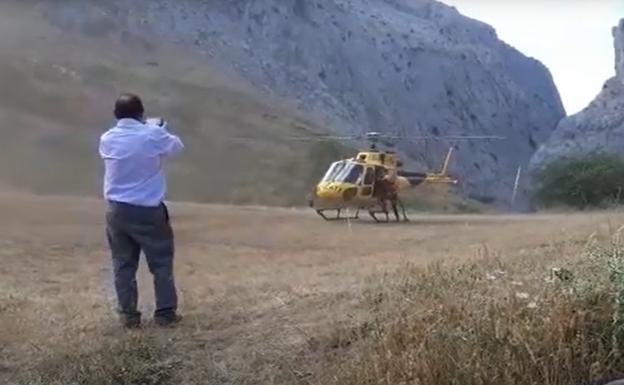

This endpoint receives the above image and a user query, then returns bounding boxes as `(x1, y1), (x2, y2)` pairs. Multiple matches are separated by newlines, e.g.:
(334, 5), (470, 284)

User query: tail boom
(397, 147), (458, 188)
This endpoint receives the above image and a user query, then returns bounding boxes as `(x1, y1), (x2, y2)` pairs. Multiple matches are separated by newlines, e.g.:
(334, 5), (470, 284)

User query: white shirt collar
(116, 118), (145, 129)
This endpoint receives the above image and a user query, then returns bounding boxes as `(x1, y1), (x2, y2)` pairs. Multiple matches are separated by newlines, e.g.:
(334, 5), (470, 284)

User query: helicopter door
(361, 167), (375, 197)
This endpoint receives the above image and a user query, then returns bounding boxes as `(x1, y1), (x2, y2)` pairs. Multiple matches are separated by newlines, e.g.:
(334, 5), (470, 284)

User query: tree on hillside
(533, 153), (624, 209)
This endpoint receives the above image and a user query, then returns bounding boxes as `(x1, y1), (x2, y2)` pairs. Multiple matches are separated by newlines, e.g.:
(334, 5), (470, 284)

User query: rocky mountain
(617, 20), (624, 80)
(530, 19), (624, 171)
(4, 0), (565, 207)
(0, 1), (341, 205)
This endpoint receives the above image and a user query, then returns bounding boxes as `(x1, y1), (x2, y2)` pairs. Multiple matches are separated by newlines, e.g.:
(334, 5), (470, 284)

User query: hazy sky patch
(441, 0), (622, 115)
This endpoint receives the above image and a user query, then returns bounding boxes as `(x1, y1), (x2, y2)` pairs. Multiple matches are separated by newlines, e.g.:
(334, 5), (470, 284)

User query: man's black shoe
(154, 314), (183, 327)
(122, 316), (141, 329)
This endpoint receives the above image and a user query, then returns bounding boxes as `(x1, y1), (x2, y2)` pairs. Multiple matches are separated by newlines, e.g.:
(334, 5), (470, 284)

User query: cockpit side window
(363, 167), (375, 185)
(340, 164), (364, 184)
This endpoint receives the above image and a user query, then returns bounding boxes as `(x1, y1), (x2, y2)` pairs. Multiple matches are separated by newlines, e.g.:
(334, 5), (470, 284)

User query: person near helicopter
(373, 167), (408, 222)
(373, 166), (388, 203)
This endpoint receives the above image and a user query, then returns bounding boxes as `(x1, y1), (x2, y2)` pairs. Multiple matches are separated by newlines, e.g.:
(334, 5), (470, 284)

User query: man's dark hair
(114, 93), (145, 120)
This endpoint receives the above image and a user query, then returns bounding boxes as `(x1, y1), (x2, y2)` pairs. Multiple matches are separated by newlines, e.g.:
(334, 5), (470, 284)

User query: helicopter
(230, 130), (504, 222)
(300, 131), (504, 222)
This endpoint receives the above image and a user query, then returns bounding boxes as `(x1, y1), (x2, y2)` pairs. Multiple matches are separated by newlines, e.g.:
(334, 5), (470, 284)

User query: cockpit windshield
(321, 161), (347, 182)
(321, 161), (364, 184)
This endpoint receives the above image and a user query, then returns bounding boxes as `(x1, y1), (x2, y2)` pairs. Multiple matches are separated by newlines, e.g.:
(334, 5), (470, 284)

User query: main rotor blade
(225, 133), (505, 142)
(284, 136), (360, 141)
(227, 135), (362, 142)
(381, 135), (506, 140)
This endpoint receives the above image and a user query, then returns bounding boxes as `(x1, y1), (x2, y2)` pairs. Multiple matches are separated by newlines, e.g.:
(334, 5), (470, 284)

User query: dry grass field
(3, 193), (624, 385)
(4, 2), (624, 384)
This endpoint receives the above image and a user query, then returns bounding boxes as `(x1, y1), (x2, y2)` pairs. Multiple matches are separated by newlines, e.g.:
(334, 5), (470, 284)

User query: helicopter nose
(316, 187), (342, 200)
(316, 184), (359, 201)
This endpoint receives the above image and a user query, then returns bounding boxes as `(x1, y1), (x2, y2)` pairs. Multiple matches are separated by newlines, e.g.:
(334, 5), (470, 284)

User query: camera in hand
(146, 117), (166, 127)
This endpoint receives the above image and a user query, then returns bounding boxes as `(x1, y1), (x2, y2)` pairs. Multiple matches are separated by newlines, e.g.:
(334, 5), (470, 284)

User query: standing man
(99, 94), (184, 328)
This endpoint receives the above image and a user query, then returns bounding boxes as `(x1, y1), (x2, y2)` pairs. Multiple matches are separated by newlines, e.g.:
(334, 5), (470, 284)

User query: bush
(533, 153), (624, 209)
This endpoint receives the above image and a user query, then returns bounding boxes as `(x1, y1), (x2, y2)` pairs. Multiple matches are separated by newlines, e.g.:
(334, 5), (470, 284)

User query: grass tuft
(17, 335), (175, 385)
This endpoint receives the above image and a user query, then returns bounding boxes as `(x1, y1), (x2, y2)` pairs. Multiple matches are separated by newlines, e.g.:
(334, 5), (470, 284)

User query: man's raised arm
(149, 126), (184, 156)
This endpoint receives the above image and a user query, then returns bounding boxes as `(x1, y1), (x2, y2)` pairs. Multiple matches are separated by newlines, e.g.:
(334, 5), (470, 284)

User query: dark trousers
(105, 201), (177, 320)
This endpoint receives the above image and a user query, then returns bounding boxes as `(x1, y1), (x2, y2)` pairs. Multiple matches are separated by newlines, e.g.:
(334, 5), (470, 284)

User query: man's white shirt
(99, 118), (184, 207)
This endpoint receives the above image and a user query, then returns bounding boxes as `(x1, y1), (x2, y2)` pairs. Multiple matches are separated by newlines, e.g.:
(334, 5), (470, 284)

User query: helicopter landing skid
(368, 210), (390, 223)
(367, 208), (410, 223)
(316, 208), (360, 221)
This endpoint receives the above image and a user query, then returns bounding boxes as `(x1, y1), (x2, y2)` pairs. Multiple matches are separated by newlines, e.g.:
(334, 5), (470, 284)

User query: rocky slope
(617, 20), (624, 79)
(9, 0), (565, 207)
(530, 19), (624, 170)
(0, 2), (343, 206)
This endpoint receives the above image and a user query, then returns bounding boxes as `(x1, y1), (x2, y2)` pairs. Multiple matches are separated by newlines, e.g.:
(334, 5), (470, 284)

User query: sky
(440, 0), (623, 115)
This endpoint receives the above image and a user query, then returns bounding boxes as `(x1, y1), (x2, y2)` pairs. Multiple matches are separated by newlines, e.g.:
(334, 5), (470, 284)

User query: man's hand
(146, 117), (166, 128)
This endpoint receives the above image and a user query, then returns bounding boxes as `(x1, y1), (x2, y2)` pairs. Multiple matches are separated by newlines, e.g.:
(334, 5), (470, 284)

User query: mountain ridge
(530, 19), (624, 172)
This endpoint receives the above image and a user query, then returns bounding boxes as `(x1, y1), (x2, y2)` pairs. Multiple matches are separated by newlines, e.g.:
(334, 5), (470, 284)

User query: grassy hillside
(0, 3), (484, 211)
(0, 2), (352, 206)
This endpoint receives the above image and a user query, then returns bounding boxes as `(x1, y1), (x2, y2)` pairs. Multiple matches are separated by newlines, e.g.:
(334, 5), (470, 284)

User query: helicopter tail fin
(422, 147), (458, 185)
(440, 147), (454, 176)
(398, 147), (459, 186)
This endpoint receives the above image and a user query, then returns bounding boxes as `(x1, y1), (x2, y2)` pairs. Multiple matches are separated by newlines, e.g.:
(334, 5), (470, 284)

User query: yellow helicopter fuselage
(310, 148), (457, 217)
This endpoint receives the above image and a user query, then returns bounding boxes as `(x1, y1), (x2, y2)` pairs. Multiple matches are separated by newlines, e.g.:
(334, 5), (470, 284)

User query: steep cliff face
(40, 0), (565, 206)
(616, 20), (624, 80)
(13, 0), (566, 206)
(530, 19), (624, 170)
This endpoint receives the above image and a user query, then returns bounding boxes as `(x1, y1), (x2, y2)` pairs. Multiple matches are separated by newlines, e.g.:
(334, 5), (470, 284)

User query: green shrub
(533, 153), (624, 209)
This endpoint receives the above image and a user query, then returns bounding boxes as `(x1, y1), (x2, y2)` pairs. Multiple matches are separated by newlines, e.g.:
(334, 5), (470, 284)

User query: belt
(107, 200), (169, 219)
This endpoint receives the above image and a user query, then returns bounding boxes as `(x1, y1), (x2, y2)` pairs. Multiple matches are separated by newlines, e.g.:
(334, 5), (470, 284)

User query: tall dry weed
(326, 236), (624, 385)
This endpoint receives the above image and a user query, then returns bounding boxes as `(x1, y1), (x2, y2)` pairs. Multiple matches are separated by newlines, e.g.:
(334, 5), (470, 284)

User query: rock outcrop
(530, 19), (624, 170)
(616, 20), (624, 80)
(40, 0), (565, 207)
